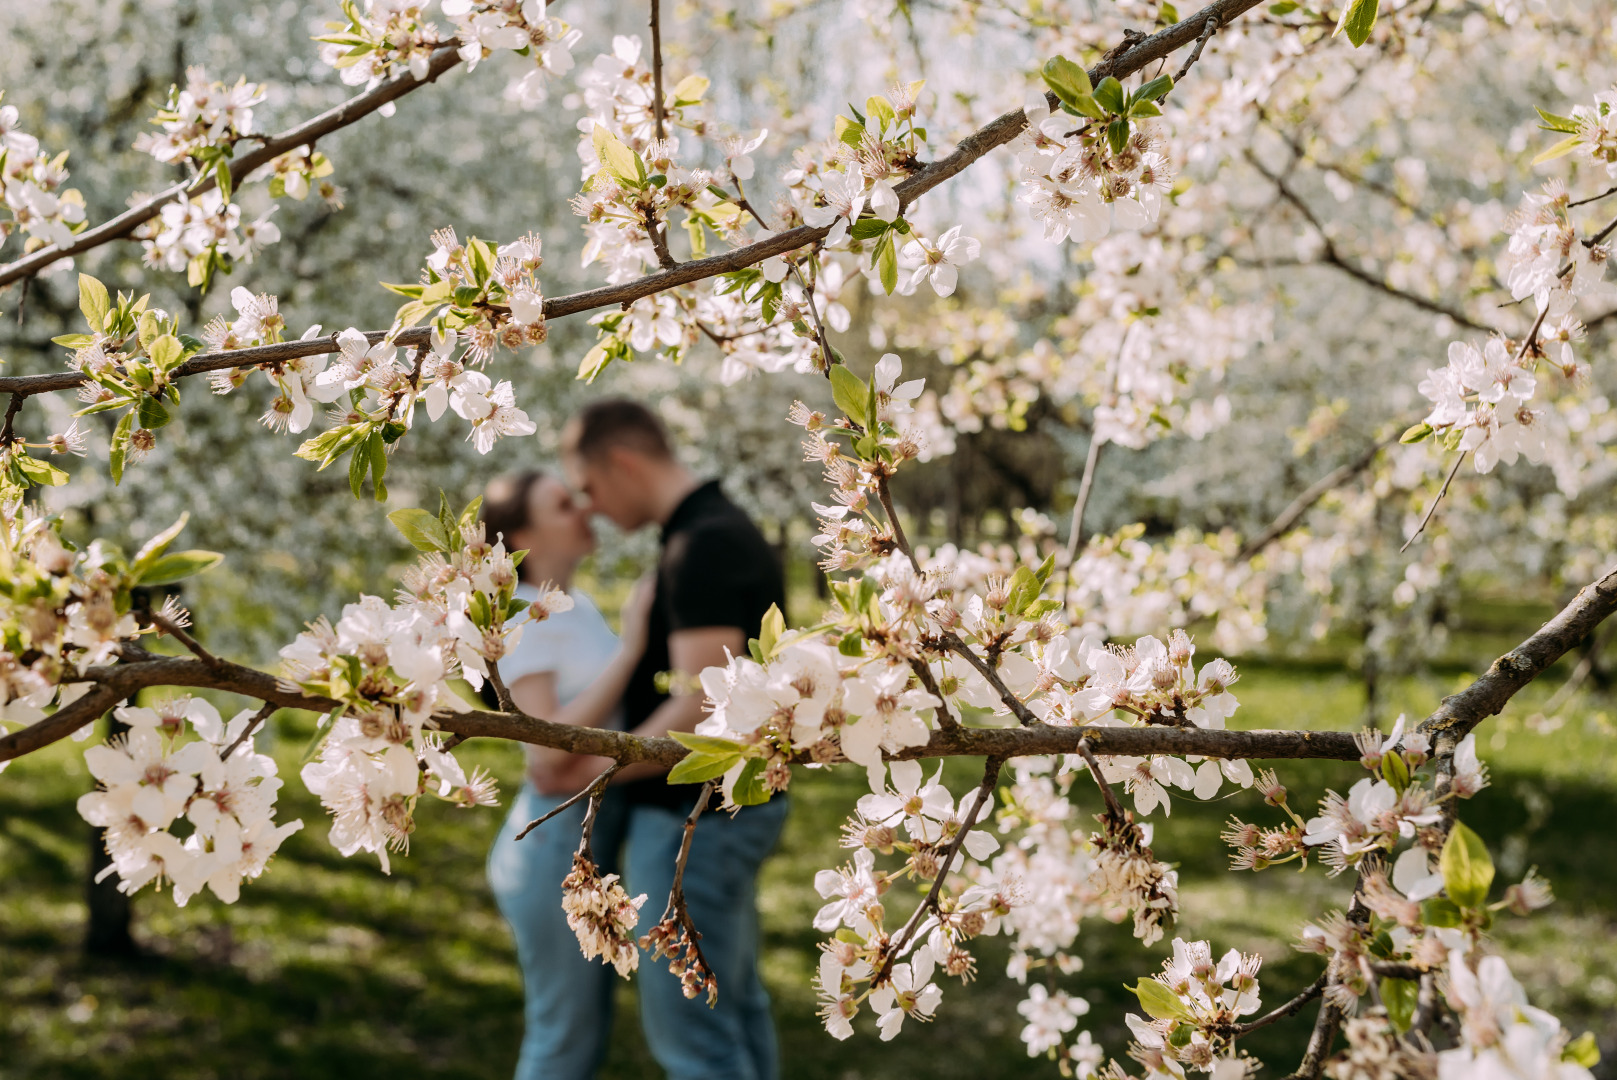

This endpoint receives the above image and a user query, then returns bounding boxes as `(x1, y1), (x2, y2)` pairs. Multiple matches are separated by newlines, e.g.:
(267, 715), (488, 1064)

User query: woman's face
(512, 475), (596, 568)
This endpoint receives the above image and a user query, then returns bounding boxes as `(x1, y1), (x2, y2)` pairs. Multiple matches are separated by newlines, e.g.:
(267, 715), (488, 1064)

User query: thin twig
(220, 701), (277, 759)
(514, 762), (624, 841)
(937, 630), (1040, 726)
(1075, 737), (1127, 821)
(875, 474), (922, 575)
(0, 393), (21, 444)
(148, 612), (221, 666)
(486, 659), (517, 715)
(1237, 431), (1398, 561)
(644, 778), (720, 1004)
(1063, 434), (1104, 571)
(1228, 971), (1327, 1036)
(875, 755), (1004, 985)
(649, 0), (668, 143)
(1400, 450), (1466, 553)
(909, 657), (961, 733)
(1568, 183), (1617, 209)
(1169, 16), (1221, 86)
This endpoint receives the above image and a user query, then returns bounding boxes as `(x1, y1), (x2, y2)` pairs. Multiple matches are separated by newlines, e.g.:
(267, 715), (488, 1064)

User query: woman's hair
(480, 470), (547, 580)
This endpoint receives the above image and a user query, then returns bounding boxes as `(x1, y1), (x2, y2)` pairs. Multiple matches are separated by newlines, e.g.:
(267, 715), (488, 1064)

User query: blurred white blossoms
(0, 89), (87, 255)
(77, 699), (303, 904)
(133, 67), (265, 166)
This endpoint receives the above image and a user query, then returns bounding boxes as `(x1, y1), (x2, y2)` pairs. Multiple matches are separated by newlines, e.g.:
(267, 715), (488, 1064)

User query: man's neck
(644, 465), (703, 527)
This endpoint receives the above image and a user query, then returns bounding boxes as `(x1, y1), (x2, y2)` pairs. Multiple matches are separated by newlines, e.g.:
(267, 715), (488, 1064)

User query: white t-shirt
(501, 584), (622, 726)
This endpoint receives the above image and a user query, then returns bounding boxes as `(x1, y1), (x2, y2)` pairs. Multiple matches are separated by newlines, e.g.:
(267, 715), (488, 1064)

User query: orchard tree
(1, 0), (1615, 1076)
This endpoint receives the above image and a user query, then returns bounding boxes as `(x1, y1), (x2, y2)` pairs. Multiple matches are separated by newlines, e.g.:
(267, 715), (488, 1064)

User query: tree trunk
(84, 711), (135, 957)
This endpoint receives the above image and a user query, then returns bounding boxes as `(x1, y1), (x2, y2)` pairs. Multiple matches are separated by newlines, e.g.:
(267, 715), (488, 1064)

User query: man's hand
(612, 625), (745, 783)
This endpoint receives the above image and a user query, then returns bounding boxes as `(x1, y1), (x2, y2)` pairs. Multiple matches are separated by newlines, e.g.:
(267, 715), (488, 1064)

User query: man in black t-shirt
(561, 399), (788, 1080)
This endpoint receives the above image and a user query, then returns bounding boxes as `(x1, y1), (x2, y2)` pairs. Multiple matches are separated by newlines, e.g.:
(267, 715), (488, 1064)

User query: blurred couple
(481, 398), (788, 1080)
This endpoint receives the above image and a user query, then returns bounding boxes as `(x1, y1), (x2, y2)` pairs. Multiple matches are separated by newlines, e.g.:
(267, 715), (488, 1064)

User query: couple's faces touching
(513, 474), (596, 566)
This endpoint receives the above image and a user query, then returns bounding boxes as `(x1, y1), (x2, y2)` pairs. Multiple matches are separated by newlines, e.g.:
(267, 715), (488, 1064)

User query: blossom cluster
(562, 854), (647, 976)
(0, 90), (87, 256)
(132, 187), (282, 288)
(284, 501), (562, 870)
(1015, 64), (1177, 246)
(133, 66), (266, 168)
(1413, 95), (1615, 476)
(316, 0), (580, 107)
(1118, 937), (1263, 1076)
(77, 700), (304, 903)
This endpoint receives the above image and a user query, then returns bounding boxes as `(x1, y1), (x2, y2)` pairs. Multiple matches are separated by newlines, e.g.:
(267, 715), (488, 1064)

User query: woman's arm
(520, 576), (655, 795)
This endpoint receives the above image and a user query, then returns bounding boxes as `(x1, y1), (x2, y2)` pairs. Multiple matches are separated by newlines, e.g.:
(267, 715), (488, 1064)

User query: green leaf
(670, 732), (747, 755)
(1126, 978), (1193, 1022)
(132, 513), (190, 573)
(348, 438), (370, 498)
(1041, 55), (1095, 112)
(1564, 1032), (1601, 1069)
(368, 431), (388, 502)
(667, 750), (742, 785)
(1381, 978), (1419, 1033)
(1440, 821), (1495, 909)
(833, 114), (866, 148)
(875, 231), (898, 295)
(731, 757), (772, 805)
(830, 363), (871, 424)
(838, 631), (865, 657)
(1268, 0), (1299, 12)
(1400, 421), (1434, 445)
(865, 95), (896, 133)
(147, 334), (183, 372)
(108, 410), (134, 485)
(77, 274), (110, 331)
(51, 333), (95, 348)
(1533, 133), (1583, 166)
(1420, 897), (1464, 927)
(137, 549), (224, 586)
(1034, 552), (1056, 585)
(214, 156), (233, 204)
(137, 394), (171, 429)
(12, 454), (70, 487)
(388, 508), (452, 552)
(592, 126), (642, 183)
(1093, 76), (1126, 114)
(1535, 107), (1580, 134)
(849, 217), (893, 241)
(1107, 117), (1131, 156)
(1004, 565), (1042, 615)
(1334, 0), (1379, 46)
(1381, 747), (1410, 792)
(758, 603), (785, 659)
(1132, 74), (1174, 105)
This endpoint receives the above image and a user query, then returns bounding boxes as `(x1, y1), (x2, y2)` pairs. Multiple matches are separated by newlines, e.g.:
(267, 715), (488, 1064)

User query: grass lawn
(2, 633), (1614, 1078)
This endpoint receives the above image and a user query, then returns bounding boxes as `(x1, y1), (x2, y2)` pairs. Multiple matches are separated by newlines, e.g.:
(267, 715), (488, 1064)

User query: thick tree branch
(0, 645), (1367, 767)
(0, 46), (466, 290)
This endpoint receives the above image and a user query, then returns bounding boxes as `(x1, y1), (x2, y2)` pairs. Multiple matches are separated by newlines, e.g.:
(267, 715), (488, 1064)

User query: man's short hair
(569, 398), (673, 462)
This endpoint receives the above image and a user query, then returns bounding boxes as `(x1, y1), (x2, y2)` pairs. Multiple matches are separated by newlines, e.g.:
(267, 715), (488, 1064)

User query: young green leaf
(1400, 421), (1434, 444)
(1127, 978), (1194, 1022)
(388, 508), (453, 552)
(758, 603), (786, 659)
(731, 757), (773, 805)
(830, 363), (871, 424)
(1440, 821), (1495, 909)
(137, 549), (224, 586)
(1093, 76), (1126, 114)
(670, 732), (748, 755)
(667, 750), (743, 785)
(1381, 977), (1419, 1032)
(1041, 55), (1095, 112)
(78, 274), (110, 331)
(1535, 107), (1580, 134)
(1334, 0), (1379, 46)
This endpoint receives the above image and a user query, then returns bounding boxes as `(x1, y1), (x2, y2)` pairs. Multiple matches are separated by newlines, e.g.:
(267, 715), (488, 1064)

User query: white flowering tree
(1, 0), (1615, 1075)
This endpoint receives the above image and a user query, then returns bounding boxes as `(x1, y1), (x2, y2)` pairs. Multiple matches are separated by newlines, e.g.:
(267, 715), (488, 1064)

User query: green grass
(2, 650), (1615, 1078)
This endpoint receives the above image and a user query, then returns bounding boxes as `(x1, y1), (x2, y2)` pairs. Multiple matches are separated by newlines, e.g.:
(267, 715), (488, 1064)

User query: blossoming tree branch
(1, 0), (1615, 1076)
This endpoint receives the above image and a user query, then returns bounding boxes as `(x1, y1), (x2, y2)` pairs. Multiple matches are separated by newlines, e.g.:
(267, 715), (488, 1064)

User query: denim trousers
(488, 783), (789, 1080)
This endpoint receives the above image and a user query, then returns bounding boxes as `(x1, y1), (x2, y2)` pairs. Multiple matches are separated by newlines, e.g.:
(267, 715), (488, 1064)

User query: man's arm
(612, 625), (745, 784)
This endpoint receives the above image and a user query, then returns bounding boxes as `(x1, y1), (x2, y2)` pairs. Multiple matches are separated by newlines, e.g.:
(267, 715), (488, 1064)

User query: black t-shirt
(622, 479), (786, 810)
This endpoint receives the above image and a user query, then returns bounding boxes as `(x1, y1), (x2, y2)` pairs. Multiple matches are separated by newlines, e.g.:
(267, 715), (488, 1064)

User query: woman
(482, 469), (650, 1080)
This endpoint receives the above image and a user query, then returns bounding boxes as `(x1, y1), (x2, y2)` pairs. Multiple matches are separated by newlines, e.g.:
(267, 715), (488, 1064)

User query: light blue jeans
(488, 784), (789, 1080)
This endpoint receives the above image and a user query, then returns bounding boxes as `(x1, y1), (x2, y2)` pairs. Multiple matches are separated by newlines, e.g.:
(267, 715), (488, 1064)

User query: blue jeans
(627, 795), (789, 1080)
(488, 785), (788, 1080)
(488, 784), (631, 1080)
